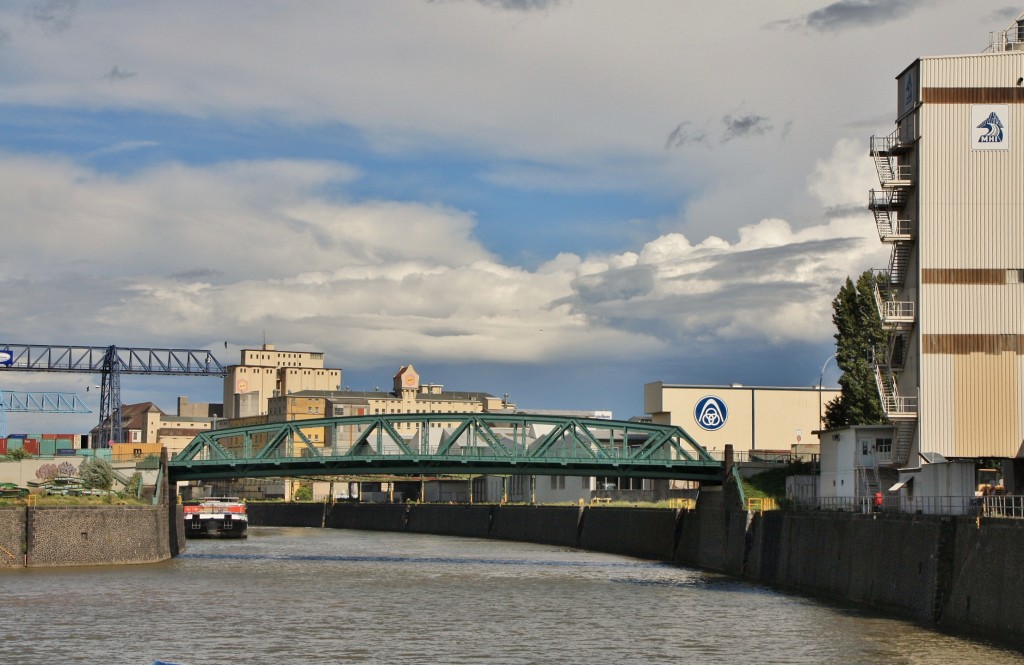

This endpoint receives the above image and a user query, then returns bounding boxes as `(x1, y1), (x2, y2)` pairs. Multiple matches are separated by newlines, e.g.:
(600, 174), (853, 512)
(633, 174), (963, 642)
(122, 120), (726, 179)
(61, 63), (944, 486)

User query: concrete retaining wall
(0, 506), (25, 567)
(324, 502), (407, 531)
(251, 502), (328, 528)
(490, 505), (581, 548)
(942, 517), (1024, 640)
(0, 505), (175, 568)
(28, 506), (171, 567)
(407, 504), (492, 538)
(579, 507), (678, 560)
(746, 511), (943, 621)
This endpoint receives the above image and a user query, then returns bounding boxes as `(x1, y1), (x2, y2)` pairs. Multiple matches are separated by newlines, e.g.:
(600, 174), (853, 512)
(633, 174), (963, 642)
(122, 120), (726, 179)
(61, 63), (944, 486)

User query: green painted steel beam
(169, 413), (722, 483)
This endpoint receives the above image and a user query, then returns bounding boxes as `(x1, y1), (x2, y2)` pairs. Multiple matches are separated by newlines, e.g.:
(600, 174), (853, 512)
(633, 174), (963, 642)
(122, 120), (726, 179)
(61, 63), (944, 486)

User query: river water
(1, 527), (1021, 665)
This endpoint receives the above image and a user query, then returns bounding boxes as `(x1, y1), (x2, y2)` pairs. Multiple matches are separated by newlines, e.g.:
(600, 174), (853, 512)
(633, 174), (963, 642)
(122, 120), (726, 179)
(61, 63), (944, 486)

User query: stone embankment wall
(0, 505), (180, 568)
(250, 500), (1024, 645)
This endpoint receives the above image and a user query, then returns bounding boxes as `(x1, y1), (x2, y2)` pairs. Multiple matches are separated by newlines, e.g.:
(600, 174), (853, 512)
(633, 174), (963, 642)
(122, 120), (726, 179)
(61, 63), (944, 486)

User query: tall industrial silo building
(870, 13), (1024, 472)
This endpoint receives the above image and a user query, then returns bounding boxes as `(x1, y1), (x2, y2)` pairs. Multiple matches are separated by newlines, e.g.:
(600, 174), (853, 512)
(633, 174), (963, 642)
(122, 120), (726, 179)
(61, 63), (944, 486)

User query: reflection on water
(0, 527), (1021, 665)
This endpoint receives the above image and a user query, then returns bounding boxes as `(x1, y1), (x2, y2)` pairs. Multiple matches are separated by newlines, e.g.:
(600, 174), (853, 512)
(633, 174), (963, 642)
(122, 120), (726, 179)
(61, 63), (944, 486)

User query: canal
(1, 527), (1021, 664)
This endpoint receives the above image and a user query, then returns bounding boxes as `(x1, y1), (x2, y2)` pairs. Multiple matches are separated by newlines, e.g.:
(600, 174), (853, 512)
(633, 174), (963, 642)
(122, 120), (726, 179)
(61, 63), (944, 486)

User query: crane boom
(0, 343), (226, 446)
(0, 391), (91, 438)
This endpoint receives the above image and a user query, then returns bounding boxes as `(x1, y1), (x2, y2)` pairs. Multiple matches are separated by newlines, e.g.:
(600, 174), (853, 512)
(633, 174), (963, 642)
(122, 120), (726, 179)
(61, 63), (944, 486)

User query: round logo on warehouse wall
(694, 396), (728, 431)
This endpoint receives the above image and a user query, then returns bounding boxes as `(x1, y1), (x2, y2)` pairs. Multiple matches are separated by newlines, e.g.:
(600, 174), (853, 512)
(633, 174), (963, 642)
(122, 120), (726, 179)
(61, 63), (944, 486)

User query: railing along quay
(786, 495), (1024, 518)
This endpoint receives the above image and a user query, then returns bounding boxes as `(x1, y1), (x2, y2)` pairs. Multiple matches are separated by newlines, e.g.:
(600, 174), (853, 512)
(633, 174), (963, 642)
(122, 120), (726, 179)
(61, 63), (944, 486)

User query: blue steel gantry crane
(0, 391), (91, 438)
(0, 344), (226, 446)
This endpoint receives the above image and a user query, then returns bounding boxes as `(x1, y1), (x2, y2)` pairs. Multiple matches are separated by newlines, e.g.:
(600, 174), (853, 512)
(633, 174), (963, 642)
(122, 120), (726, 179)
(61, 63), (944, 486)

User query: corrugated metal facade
(902, 52), (1024, 457)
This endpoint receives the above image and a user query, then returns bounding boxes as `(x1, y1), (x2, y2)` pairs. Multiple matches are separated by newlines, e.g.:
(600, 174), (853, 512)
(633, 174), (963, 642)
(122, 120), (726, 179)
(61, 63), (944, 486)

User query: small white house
(818, 425), (896, 502)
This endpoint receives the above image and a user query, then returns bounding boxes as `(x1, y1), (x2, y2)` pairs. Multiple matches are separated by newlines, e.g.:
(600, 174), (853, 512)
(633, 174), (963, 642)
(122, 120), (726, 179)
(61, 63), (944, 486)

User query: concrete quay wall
(490, 505), (581, 548)
(0, 505), (177, 568)
(0, 507), (26, 568)
(248, 501), (1024, 643)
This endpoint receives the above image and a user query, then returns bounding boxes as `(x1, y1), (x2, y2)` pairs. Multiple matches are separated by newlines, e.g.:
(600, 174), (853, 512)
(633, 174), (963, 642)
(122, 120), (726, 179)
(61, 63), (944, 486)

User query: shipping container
(77, 449), (112, 461)
(55, 438), (73, 450)
(56, 448), (77, 456)
(22, 440), (39, 456)
(0, 440), (6, 456)
(39, 440), (56, 457)
(8, 439), (22, 451)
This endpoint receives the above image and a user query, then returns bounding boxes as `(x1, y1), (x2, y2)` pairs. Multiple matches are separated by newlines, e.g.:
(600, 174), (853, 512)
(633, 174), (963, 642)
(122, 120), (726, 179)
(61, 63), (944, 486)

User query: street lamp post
(819, 353), (838, 430)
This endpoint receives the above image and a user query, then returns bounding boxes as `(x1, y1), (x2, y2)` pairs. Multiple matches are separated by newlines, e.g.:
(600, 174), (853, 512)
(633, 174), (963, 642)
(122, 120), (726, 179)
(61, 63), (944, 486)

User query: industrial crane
(0, 391), (91, 438)
(0, 344), (225, 446)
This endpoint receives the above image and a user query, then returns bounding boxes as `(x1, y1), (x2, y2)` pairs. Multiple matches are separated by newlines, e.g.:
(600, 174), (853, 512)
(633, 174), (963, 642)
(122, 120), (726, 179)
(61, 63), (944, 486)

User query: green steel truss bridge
(170, 413), (723, 483)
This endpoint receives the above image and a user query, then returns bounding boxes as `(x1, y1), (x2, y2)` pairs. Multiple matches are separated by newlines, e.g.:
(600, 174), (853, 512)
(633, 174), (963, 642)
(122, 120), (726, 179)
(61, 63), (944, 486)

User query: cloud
(103, 65), (136, 81)
(90, 140), (158, 156)
(428, 0), (562, 10)
(986, 7), (1022, 24)
(473, 0), (561, 9)
(780, 0), (926, 32)
(721, 113), (774, 142)
(665, 122), (711, 150)
(0, 149), (883, 371)
(666, 112), (780, 150)
(26, 0), (77, 35)
(170, 268), (224, 282)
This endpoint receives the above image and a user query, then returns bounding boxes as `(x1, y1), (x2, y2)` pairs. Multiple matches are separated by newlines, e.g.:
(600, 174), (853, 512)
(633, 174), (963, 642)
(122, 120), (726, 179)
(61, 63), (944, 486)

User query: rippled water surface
(1, 527), (1022, 664)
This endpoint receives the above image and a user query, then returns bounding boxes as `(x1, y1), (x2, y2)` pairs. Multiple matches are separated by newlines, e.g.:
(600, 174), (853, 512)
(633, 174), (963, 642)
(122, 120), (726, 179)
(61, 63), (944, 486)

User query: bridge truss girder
(170, 413), (723, 483)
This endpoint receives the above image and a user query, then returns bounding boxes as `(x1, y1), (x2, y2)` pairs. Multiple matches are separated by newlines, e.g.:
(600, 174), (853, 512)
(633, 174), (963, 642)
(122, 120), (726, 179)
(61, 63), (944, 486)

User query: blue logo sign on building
(972, 105), (1009, 151)
(694, 395), (728, 431)
(0, 350), (12, 366)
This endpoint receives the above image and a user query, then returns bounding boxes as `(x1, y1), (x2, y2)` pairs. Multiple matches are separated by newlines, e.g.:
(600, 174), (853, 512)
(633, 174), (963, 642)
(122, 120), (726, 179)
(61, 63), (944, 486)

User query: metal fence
(790, 495), (1024, 518)
(705, 450), (819, 465)
(981, 495), (1024, 518)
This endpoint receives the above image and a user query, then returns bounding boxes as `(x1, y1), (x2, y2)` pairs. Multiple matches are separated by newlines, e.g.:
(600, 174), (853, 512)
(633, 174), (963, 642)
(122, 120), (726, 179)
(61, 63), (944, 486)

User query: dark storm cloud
(664, 122), (711, 150)
(721, 113), (773, 142)
(554, 236), (865, 343)
(802, 0), (924, 32)
(667, 113), (782, 150)
(103, 65), (137, 81)
(169, 269), (224, 283)
(568, 264), (657, 305)
(26, 0), (77, 35)
(988, 7), (1023, 23)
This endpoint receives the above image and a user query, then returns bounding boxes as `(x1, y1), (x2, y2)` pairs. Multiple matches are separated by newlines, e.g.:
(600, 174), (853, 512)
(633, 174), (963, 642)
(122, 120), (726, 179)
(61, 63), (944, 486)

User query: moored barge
(183, 497), (248, 538)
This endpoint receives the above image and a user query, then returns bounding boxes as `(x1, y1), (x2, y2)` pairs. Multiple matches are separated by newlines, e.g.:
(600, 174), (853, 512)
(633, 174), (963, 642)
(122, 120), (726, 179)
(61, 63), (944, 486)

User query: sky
(1, 0), (1021, 433)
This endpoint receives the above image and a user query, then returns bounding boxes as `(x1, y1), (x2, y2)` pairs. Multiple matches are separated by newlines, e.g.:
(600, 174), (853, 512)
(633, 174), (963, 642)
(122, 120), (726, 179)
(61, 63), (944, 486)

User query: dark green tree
(79, 458), (114, 491)
(823, 270), (886, 429)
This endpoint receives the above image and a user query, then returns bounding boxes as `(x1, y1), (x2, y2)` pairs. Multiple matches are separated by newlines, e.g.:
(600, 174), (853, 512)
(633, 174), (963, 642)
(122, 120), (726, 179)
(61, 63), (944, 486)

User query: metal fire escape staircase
(869, 130), (918, 467)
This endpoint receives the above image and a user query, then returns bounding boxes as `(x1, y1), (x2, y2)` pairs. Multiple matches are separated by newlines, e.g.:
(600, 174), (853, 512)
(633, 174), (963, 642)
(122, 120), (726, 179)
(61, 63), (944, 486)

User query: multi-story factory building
(222, 344), (341, 419)
(870, 13), (1024, 472)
